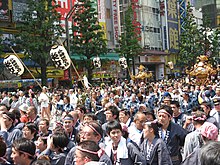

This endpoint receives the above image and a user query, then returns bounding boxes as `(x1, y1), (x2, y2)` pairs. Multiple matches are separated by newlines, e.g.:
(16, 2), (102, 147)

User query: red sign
(132, 0), (141, 41)
(55, 0), (75, 27)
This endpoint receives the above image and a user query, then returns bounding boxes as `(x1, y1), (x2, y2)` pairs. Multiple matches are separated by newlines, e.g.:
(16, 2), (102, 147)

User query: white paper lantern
(50, 45), (71, 70)
(3, 55), (24, 76)
(93, 57), (101, 68)
(119, 57), (128, 69)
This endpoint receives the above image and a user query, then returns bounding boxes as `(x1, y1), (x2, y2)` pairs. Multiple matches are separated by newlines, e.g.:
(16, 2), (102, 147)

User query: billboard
(12, 0), (28, 22)
(111, 0), (120, 45)
(98, 0), (107, 40)
(166, 0), (179, 53)
(0, 0), (10, 21)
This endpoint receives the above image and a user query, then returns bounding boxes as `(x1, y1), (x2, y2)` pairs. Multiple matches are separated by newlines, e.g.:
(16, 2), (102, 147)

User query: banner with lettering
(111, 0), (120, 45)
(166, 0), (179, 53)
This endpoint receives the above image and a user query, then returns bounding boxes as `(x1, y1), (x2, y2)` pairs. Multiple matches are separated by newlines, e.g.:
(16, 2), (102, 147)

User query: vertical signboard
(98, 0), (107, 40)
(166, 0), (179, 53)
(0, 0), (10, 21)
(132, 0), (141, 41)
(111, 0), (120, 45)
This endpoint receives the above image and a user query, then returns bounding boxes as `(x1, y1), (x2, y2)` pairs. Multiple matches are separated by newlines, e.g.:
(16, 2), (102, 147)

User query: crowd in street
(0, 78), (220, 165)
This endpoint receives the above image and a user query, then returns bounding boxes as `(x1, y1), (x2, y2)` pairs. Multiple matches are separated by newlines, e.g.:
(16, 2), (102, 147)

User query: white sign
(111, 0), (120, 45)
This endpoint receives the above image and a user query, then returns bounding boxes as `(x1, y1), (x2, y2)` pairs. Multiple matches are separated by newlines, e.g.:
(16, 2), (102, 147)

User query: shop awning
(141, 50), (170, 56)
(71, 52), (119, 60)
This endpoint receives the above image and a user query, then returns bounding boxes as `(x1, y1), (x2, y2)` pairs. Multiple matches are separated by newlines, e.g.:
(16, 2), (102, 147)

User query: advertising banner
(166, 0), (179, 53)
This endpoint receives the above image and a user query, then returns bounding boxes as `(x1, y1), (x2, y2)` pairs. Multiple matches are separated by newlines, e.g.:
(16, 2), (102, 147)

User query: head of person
(133, 112), (147, 130)
(49, 132), (69, 153)
(83, 113), (97, 124)
(19, 104), (28, 115)
(11, 138), (36, 165)
(22, 122), (38, 140)
(157, 105), (173, 128)
(105, 105), (119, 122)
(2, 112), (15, 128)
(191, 111), (207, 128)
(63, 95), (70, 104)
(213, 98), (220, 110)
(0, 103), (8, 114)
(35, 135), (47, 153)
(170, 100), (180, 116)
(143, 121), (159, 139)
(138, 104), (147, 112)
(200, 101), (212, 116)
(0, 137), (7, 160)
(76, 106), (86, 120)
(144, 110), (156, 122)
(26, 106), (37, 119)
(200, 141), (220, 165)
(75, 140), (101, 165)
(79, 121), (103, 143)
(38, 119), (50, 134)
(106, 120), (122, 145)
(119, 109), (130, 124)
(63, 114), (75, 133)
(200, 122), (218, 143)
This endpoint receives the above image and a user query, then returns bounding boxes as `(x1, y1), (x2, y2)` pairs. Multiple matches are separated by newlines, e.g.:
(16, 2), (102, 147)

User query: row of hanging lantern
(3, 45), (129, 80)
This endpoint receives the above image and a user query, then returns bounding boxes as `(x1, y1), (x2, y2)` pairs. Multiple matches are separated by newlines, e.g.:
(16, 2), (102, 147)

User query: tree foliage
(70, 0), (107, 82)
(178, 3), (220, 68)
(15, 0), (64, 85)
(115, 5), (142, 75)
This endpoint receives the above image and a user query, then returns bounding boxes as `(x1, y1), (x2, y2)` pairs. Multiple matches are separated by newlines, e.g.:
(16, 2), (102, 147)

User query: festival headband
(14, 148), (35, 158)
(158, 109), (171, 117)
(3, 114), (13, 121)
(63, 116), (74, 121)
(87, 124), (101, 137)
(76, 146), (105, 158)
(193, 114), (207, 121)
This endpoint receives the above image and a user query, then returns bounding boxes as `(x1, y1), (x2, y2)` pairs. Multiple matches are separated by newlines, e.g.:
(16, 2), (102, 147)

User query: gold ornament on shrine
(133, 65), (153, 80)
(185, 55), (218, 85)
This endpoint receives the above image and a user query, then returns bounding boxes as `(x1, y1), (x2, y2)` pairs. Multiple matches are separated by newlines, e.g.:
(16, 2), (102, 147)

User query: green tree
(15, 0), (64, 85)
(115, 5), (142, 76)
(178, 3), (220, 68)
(178, 3), (201, 67)
(70, 0), (107, 82)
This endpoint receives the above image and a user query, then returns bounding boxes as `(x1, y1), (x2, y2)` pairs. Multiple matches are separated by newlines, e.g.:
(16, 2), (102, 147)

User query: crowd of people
(0, 78), (220, 165)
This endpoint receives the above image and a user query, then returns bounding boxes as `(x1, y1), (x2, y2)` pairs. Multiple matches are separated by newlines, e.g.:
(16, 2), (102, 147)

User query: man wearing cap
(157, 105), (187, 165)
(210, 98), (220, 129)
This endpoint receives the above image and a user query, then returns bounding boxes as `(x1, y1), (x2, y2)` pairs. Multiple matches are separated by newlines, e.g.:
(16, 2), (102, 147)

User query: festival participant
(10, 94), (20, 111)
(157, 105), (187, 165)
(102, 106), (119, 137)
(22, 122), (38, 141)
(74, 141), (103, 165)
(11, 138), (36, 165)
(200, 141), (220, 165)
(1, 91), (10, 108)
(83, 113), (97, 124)
(2, 112), (22, 144)
(38, 119), (52, 136)
(65, 121), (112, 165)
(105, 120), (145, 165)
(210, 98), (220, 128)
(26, 106), (40, 127)
(171, 101), (187, 127)
(35, 135), (47, 156)
(181, 122), (218, 165)
(38, 86), (50, 120)
(63, 95), (74, 114)
(128, 112), (146, 146)
(47, 131), (69, 165)
(200, 101), (219, 128)
(182, 111), (206, 160)
(119, 109), (133, 127)
(18, 104), (29, 123)
(140, 121), (172, 165)
(63, 114), (78, 143)
(26, 92), (38, 109)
